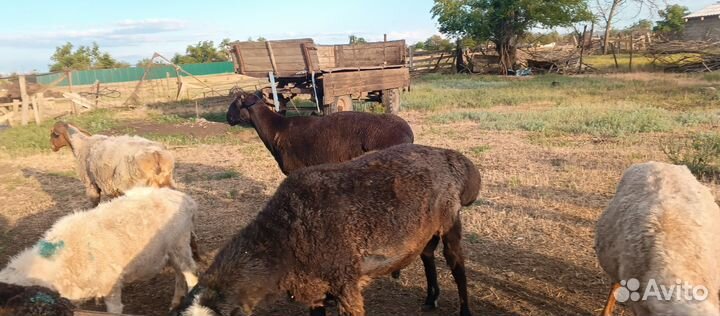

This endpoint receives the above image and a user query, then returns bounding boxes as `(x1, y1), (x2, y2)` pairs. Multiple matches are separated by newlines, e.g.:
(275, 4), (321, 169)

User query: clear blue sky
(0, 0), (714, 74)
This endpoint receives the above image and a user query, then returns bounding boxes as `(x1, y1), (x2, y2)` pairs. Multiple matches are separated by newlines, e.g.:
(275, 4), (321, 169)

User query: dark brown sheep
(172, 144), (481, 316)
(0, 282), (74, 316)
(226, 93), (414, 175)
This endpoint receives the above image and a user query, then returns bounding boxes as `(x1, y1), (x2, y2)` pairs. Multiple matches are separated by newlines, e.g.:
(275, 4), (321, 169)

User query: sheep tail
(139, 150), (176, 189)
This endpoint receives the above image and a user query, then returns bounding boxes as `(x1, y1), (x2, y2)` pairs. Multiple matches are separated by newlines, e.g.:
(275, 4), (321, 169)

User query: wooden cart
(229, 38), (410, 114)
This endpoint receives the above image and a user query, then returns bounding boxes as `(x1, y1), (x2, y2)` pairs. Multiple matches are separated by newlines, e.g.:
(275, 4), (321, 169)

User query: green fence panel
(37, 61), (235, 86)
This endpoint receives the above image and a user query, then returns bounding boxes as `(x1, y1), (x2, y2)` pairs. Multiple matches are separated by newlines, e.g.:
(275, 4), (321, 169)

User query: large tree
(172, 40), (228, 64)
(595, 0), (658, 54)
(653, 4), (689, 40)
(432, 0), (591, 74)
(49, 42), (128, 72)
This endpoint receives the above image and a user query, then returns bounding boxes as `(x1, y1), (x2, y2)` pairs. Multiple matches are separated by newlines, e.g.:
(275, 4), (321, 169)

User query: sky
(0, 0), (715, 74)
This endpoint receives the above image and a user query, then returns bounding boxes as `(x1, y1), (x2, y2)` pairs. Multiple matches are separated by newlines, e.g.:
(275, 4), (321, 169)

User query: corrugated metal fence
(36, 61), (235, 86)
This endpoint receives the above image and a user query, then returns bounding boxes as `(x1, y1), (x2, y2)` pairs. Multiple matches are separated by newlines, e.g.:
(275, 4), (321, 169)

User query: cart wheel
(334, 95), (353, 112)
(382, 88), (401, 114)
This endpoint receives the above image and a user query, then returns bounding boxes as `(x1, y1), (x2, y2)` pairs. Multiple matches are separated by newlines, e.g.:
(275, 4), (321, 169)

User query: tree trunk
(602, 0), (620, 55)
(495, 39), (516, 75)
(455, 39), (468, 73)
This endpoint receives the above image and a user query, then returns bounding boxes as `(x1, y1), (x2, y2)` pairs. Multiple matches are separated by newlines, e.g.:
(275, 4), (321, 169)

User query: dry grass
(0, 73), (719, 315)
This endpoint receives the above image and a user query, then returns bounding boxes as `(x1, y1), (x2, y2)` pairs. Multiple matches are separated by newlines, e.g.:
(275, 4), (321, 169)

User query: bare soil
(1, 110), (717, 316)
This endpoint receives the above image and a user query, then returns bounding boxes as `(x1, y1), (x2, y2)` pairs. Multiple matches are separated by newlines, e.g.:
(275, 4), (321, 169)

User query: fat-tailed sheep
(595, 161), (720, 316)
(172, 143), (481, 316)
(50, 121), (176, 206)
(0, 187), (199, 314)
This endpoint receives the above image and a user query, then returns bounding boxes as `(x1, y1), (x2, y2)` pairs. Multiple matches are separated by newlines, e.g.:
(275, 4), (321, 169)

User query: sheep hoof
(421, 301), (438, 311)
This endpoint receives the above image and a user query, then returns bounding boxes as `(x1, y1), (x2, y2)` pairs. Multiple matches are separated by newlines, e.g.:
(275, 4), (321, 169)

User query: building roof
(685, 2), (720, 19)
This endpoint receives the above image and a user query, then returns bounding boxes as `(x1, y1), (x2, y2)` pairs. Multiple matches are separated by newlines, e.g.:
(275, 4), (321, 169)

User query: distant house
(684, 3), (720, 40)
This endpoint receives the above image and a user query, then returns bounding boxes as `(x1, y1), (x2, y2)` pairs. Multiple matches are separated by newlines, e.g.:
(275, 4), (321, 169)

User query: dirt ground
(0, 109), (718, 316)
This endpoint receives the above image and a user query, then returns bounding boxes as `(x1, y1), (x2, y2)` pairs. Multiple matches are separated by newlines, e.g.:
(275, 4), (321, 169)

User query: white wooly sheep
(595, 162), (720, 316)
(50, 121), (176, 206)
(0, 187), (199, 314)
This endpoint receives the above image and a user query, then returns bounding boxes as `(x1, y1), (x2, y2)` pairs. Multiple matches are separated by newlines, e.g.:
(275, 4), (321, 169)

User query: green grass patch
(404, 73), (716, 111)
(470, 145), (491, 156)
(430, 107), (714, 137)
(0, 109), (120, 155)
(663, 133), (720, 180)
(143, 132), (244, 146)
(704, 72), (720, 82)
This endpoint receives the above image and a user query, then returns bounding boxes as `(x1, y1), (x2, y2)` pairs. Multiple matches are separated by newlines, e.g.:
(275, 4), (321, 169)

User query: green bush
(663, 133), (720, 179)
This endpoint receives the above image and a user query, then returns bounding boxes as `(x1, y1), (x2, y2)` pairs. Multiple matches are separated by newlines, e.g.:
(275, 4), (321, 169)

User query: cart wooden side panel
(331, 40), (406, 68)
(230, 38), (320, 78)
(321, 68), (409, 104)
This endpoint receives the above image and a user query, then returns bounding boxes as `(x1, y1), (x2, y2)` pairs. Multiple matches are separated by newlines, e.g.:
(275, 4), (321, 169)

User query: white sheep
(50, 121), (176, 206)
(595, 162), (720, 316)
(0, 187), (199, 314)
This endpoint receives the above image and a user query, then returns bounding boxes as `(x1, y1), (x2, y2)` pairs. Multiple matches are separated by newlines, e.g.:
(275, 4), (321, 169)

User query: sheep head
(49, 122), (72, 152)
(226, 92), (270, 126)
(50, 122), (91, 152)
(226, 98), (250, 126)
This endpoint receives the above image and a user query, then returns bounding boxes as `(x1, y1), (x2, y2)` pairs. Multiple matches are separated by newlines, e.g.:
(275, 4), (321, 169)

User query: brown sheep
(226, 92), (414, 175)
(172, 144), (481, 316)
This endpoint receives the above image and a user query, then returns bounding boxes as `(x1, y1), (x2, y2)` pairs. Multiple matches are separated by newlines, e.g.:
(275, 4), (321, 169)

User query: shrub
(663, 133), (720, 180)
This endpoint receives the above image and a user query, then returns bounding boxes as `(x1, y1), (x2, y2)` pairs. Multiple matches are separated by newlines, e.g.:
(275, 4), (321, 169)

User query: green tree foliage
(522, 31), (562, 45)
(626, 19), (653, 33)
(653, 4), (689, 39)
(348, 35), (367, 45)
(172, 40), (228, 64)
(49, 42), (128, 72)
(432, 0), (591, 74)
(424, 35), (454, 51)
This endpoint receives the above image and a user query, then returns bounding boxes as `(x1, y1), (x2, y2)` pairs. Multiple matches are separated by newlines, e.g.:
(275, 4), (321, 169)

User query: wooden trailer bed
(229, 38), (410, 114)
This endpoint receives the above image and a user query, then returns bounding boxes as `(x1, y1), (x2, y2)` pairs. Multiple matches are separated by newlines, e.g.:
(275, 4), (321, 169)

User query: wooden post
(36, 92), (44, 120)
(578, 25), (587, 73)
(67, 71), (73, 93)
(195, 101), (200, 119)
(383, 33), (387, 66)
(19, 75), (29, 126)
(628, 33), (634, 72)
(611, 43), (619, 71)
(409, 46), (414, 71)
(94, 80), (100, 108)
(166, 72), (171, 99)
(31, 94), (40, 124)
(12, 99), (19, 115)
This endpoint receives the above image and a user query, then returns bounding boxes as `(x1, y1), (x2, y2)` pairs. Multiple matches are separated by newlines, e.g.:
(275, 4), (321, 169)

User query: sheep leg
(442, 221), (472, 316)
(104, 284), (123, 314)
(602, 282), (621, 316)
(169, 237), (199, 309)
(336, 284), (365, 316)
(421, 235), (441, 310)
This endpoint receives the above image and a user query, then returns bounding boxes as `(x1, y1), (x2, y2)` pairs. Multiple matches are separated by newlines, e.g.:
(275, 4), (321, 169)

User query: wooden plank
(12, 99), (19, 114)
(19, 75), (29, 125)
(63, 93), (95, 109)
(31, 93), (40, 124)
(265, 41), (279, 74)
(322, 68), (409, 102)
